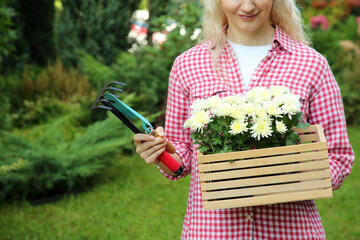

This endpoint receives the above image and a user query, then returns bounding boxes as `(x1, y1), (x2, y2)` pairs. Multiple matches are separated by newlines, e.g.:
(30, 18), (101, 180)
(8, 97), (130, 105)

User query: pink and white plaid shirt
(160, 26), (355, 240)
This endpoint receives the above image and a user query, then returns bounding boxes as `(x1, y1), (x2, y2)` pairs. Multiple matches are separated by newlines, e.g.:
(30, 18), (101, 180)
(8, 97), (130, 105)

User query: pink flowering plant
(184, 86), (310, 155)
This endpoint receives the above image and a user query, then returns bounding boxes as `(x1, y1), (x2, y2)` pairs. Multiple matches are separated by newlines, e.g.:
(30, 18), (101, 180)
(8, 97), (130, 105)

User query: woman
(134, 0), (355, 239)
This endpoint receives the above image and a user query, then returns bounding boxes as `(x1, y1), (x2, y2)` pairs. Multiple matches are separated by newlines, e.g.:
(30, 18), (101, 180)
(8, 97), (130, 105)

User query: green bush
(338, 54), (360, 125)
(0, 112), (135, 202)
(0, 96), (12, 131)
(77, 50), (115, 90)
(0, 0), (16, 70)
(55, 0), (140, 67)
(79, 1), (203, 116)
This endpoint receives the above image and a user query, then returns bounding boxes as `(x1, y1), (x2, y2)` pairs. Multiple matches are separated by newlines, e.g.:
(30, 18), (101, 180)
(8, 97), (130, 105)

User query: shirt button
(204, 90), (209, 95)
(247, 215), (252, 220)
(252, 76), (257, 80)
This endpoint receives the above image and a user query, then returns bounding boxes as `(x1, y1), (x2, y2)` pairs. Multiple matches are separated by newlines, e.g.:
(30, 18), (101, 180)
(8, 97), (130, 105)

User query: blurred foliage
(55, 0), (140, 67)
(0, 112), (135, 202)
(302, 2), (360, 125)
(337, 53), (360, 125)
(0, 0), (16, 69)
(1, 59), (93, 128)
(2, 0), (56, 73)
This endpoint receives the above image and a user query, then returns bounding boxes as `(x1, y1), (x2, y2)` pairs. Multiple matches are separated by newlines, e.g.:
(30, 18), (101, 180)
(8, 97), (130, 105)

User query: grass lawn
(0, 126), (359, 240)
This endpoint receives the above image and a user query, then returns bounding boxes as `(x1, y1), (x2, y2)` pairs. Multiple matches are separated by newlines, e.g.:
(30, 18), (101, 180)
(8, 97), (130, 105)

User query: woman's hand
(133, 127), (168, 165)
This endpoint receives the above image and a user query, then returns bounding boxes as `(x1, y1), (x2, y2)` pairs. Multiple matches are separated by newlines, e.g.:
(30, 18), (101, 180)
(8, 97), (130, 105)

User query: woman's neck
(226, 24), (275, 46)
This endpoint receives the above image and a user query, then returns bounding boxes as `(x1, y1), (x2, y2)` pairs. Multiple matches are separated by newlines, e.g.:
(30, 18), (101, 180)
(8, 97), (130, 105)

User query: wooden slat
(197, 142), (327, 163)
(203, 188), (333, 210)
(200, 169), (331, 191)
(198, 150), (328, 173)
(299, 134), (318, 143)
(199, 160), (329, 181)
(294, 125), (317, 134)
(202, 179), (331, 200)
(316, 125), (327, 142)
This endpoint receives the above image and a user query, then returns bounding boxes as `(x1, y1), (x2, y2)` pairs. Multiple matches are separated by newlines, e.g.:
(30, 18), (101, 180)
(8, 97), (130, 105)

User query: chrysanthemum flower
(183, 110), (212, 131)
(270, 86), (290, 98)
(246, 87), (272, 103)
(250, 119), (273, 140)
(191, 98), (207, 113)
(230, 107), (246, 120)
(205, 95), (221, 109)
(213, 102), (234, 117)
(265, 101), (283, 118)
(229, 119), (248, 135)
(279, 93), (301, 117)
(243, 102), (258, 118)
(275, 120), (287, 133)
(223, 95), (244, 105)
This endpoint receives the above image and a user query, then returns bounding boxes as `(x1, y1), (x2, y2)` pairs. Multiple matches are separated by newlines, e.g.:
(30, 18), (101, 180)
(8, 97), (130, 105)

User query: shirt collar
(273, 26), (295, 54)
(222, 25), (295, 54)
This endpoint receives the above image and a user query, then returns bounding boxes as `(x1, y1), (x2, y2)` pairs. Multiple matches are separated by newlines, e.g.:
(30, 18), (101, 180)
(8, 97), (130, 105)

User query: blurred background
(0, 0), (359, 239)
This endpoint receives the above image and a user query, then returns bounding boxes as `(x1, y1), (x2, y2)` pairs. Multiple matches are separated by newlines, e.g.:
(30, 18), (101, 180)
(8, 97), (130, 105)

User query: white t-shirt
(227, 39), (272, 88)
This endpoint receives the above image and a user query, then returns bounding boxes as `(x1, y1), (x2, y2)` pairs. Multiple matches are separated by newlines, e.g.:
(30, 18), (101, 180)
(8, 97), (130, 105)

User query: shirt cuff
(158, 142), (193, 181)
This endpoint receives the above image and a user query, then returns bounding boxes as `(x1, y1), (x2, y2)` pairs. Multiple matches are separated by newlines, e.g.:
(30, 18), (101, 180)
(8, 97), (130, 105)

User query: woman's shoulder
(292, 40), (329, 67)
(174, 41), (212, 66)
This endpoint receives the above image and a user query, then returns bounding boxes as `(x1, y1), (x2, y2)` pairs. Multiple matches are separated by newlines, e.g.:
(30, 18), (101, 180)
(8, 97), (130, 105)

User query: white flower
(255, 106), (268, 119)
(278, 93), (301, 117)
(229, 119), (248, 135)
(223, 95), (245, 105)
(212, 102), (234, 117)
(184, 110), (212, 131)
(205, 95), (222, 109)
(250, 118), (273, 140)
(246, 87), (272, 103)
(270, 86), (290, 98)
(275, 120), (287, 133)
(190, 98), (207, 113)
(243, 102), (258, 118)
(265, 101), (283, 118)
(230, 107), (247, 120)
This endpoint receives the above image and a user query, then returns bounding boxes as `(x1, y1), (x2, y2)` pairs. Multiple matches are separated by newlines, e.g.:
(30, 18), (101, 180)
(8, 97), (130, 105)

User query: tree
(0, 0), (16, 70)
(1, 0), (56, 73)
(56, 0), (140, 67)
(147, 0), (168, 44)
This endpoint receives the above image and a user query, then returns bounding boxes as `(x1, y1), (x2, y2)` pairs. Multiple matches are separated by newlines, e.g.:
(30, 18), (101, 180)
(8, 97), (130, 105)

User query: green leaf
(190, 132), (198, 140)
(296, 121), (310, 129)
(286, 138), (296, 146)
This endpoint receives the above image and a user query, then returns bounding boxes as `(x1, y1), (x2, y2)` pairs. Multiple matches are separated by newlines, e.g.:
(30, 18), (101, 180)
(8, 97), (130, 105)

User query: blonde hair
(202, 0), (311, 55)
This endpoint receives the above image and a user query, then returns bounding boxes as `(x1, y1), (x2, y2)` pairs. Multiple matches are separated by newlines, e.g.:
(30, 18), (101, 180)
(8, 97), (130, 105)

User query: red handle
(158, 151), (184, 176)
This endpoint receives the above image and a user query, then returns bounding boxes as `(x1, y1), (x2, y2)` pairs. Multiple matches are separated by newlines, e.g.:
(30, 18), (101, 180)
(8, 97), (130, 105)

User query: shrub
(55, 0), (140, 67)
(338, 54), (360, 125)
(0, 112), (135, 202)
(0, 0), (17, 70)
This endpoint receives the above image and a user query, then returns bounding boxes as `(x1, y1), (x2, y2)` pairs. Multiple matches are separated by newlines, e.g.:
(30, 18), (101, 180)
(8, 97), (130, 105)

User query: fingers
(133, 133), (168, 164)
(154, 126), (165, 138)
(133, 133), (154, 144)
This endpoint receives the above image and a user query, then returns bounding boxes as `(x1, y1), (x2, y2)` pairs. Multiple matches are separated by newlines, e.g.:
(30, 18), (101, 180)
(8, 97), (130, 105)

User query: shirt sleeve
(158, 57), (194, 181)
(308, 58), (355, 191)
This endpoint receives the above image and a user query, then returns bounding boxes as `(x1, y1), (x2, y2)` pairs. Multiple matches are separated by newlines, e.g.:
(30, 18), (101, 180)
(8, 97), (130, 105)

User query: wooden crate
(198, 125), (333, 210)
